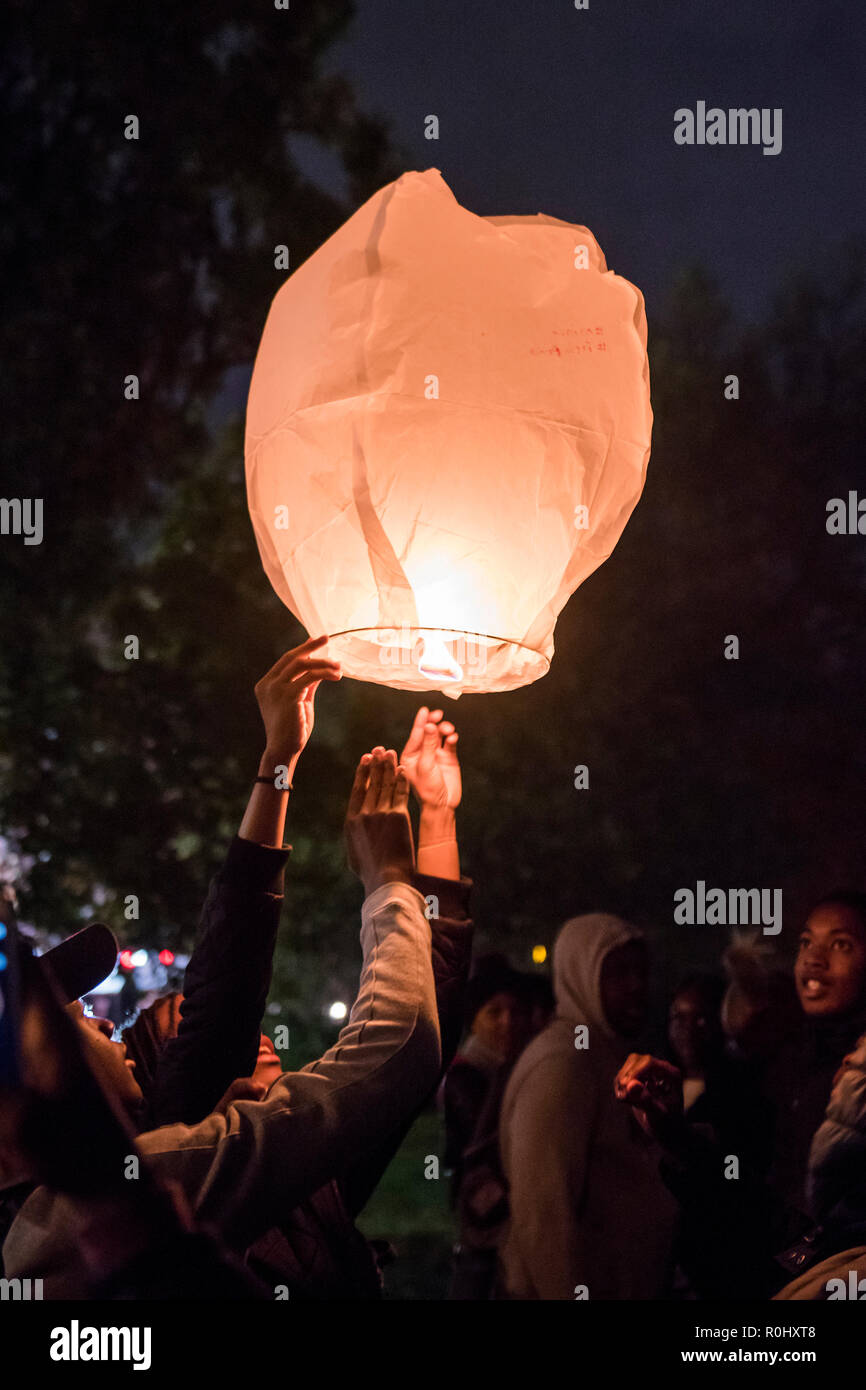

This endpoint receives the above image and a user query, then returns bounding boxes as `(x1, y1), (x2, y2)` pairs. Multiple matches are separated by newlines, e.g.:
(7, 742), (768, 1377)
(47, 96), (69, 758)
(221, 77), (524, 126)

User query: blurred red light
(158, 949), (175, 966)
(119, 949), (134, 970)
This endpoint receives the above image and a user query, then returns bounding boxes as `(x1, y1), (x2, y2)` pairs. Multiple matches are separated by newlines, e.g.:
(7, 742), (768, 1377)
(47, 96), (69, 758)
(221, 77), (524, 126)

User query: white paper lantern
(245, 169), (651, 695)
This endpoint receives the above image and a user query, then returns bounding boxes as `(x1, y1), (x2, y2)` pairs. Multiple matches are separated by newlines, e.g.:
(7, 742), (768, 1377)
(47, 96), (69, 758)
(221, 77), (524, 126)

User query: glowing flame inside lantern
(414, 633), (464, 684)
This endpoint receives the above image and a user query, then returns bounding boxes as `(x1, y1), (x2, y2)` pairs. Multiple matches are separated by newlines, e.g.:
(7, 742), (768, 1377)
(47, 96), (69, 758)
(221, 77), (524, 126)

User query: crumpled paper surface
(245, 168), (651, 695)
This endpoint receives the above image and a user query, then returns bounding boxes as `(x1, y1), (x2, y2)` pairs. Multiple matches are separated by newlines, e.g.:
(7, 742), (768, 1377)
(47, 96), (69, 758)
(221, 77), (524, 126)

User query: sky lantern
(245, 169), (651, 696)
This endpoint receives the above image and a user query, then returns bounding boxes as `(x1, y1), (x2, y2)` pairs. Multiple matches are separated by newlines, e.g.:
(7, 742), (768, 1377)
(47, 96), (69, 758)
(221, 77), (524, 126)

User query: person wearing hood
(496, 914), (677, 1300)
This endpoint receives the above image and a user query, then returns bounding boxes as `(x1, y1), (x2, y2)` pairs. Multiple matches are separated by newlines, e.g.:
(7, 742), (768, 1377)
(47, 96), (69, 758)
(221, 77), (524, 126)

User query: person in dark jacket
(664, 971), (773, 1297)
(775, 1029), (866, 1297)
(440, 957), (533, 1299)
(666, 972), (772, 1173)
(441, 957), (530, 1201)
(765, 891), (866, 1212)
(445, 971), (552, 1300)
(615, 888), (866, 1299)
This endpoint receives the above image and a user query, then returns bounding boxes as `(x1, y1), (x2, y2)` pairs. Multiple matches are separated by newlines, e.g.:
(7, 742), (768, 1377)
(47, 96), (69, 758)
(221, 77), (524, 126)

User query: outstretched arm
(148, 638), (341, 1127)
(400, 707), (461, 880)
(340, 712), (474, 1218)
(239, 634), (342, 847)
(401, 708), (473, 1070)
(138, 750), (442, 1251)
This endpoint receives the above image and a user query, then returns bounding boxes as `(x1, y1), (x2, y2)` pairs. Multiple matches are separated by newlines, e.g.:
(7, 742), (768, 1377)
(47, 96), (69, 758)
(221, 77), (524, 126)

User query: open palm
(399, 707), (462, 810)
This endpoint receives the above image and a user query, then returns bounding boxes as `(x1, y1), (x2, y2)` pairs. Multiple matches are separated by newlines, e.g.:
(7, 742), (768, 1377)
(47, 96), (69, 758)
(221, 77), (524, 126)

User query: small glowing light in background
(158, 949), (175, 966)
(131, 948), (148, 968)
(532, 944), (547, 965)
(328, 1001), (348, 1021)
(119, 949), (135, 971)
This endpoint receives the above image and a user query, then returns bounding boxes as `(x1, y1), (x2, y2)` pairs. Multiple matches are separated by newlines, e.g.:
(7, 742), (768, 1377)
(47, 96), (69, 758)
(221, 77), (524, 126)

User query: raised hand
(614, 1053), (685, 1146)
(213, 1077), (267, 1115)
(344, 747), (416, 896)
(399, 707), (461, 811)
(254, 635), (341, 773)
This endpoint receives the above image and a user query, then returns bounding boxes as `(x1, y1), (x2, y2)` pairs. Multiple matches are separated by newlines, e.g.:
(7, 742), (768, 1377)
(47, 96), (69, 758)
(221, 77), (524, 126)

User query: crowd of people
(443, 893), (866, 1301)
(2, 634), (866, 1301)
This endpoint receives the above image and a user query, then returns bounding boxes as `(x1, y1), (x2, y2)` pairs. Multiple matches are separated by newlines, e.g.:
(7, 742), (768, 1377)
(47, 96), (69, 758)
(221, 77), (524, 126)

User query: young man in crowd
(615, 891), (866, 1298)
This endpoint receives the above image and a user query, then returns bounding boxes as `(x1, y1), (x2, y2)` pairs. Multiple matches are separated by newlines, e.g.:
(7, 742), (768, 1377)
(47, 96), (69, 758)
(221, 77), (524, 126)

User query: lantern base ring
(321, 626), (550, 696)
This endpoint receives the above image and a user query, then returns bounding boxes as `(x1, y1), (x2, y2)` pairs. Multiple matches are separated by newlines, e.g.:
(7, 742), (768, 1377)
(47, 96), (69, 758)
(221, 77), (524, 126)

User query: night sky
(287, 0), (866, 324)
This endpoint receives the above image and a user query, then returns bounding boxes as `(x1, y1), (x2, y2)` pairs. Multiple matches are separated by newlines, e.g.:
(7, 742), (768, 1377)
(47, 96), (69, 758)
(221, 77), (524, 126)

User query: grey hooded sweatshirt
(498, 914), (677, 1299)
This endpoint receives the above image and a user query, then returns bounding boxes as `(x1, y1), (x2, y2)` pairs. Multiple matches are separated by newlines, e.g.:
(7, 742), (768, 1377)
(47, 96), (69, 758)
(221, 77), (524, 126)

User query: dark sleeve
(703, 1059), (776, 1180)
(660, 1122), (805, 1299)
(443, 1062), (488, 1172)
(416, 872), (474, 1075)
(339, 872), (474, 1218)
(148, 836), (290, 1127)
